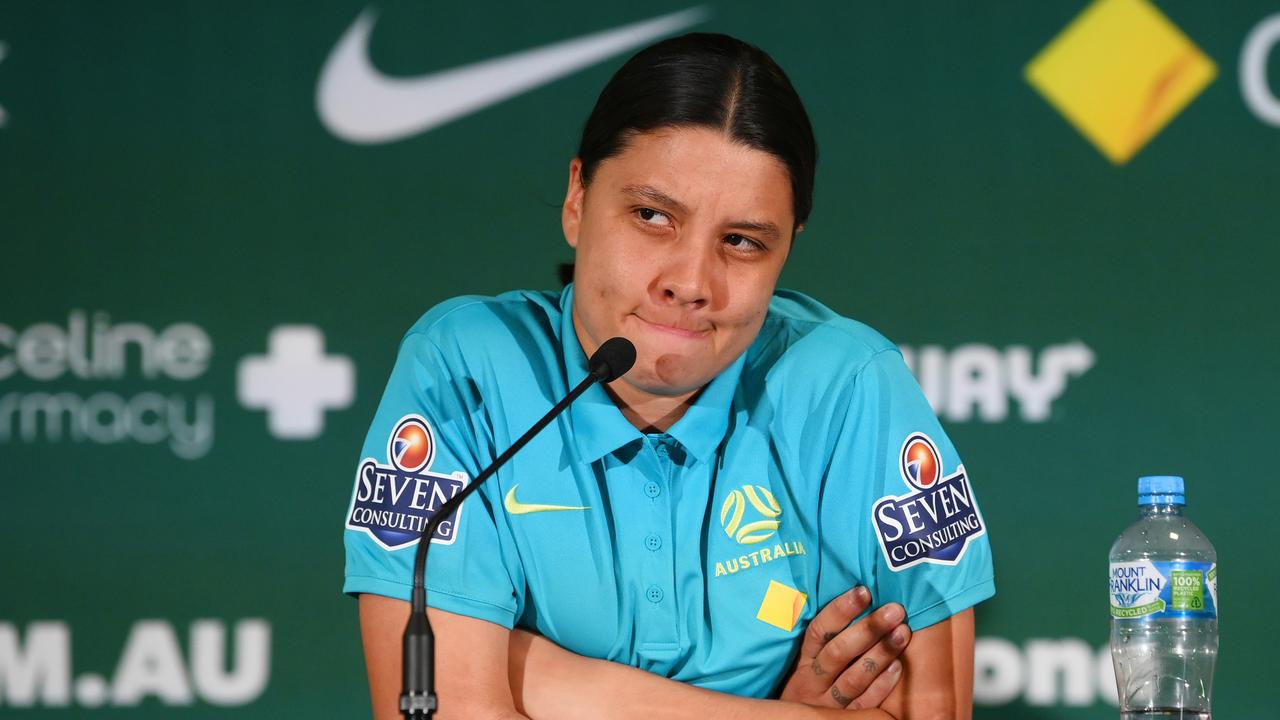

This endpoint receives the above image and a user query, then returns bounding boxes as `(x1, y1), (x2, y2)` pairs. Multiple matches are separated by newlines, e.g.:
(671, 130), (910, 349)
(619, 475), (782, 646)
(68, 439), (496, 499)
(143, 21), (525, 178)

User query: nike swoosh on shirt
(316, 7), (708, 144)
(503, 485), (590, 515)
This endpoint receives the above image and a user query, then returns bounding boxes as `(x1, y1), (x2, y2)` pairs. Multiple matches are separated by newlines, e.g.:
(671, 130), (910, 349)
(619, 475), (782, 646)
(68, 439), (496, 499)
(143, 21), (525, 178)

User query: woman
(345, 33), (994, 719)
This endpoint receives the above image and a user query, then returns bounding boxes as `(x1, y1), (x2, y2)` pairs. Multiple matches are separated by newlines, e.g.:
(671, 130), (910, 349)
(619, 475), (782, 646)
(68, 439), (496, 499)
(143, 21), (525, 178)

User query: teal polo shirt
(343, 285), (995, 698)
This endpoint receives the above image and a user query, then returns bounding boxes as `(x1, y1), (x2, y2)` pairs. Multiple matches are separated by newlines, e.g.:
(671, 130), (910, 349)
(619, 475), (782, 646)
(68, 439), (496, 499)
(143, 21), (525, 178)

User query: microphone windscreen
(588, 337), (636, 382)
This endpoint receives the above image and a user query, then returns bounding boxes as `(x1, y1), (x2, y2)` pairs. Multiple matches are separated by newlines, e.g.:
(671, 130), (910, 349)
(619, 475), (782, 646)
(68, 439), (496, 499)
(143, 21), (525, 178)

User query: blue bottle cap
(1137, 475), (1185, 505)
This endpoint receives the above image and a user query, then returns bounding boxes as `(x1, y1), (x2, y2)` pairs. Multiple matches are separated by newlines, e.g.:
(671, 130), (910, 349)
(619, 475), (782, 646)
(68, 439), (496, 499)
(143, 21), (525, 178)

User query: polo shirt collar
(560, 284), (744, 466)
(562, 285), (644, 463)
(663, 349), (745, 464)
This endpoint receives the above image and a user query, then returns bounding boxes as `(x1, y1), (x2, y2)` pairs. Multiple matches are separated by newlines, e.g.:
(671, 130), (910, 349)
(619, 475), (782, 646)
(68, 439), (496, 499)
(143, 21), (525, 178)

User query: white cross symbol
(237, 325), (355, 439)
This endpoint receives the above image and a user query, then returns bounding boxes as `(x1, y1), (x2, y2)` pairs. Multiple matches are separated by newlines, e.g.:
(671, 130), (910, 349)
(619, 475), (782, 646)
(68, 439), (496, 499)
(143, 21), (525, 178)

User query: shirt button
(643, 481), (661, 498)
(656, 444), (668, 457)
(644, 533), (662, 551)
(646, 585), (664, 603)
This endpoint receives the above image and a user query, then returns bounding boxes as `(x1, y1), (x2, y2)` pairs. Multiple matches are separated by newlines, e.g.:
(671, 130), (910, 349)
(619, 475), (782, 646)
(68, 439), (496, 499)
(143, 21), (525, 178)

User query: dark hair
(577, 33), (817, 228)
(558, 33), (817, 286)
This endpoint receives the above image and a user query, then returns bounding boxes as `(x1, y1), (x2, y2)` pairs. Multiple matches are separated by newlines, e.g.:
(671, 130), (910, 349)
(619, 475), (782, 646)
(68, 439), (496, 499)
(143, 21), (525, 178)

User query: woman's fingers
(810, 601), (905, 680)
(843, 659), (904, 709)
(828, 624), (912, 707)
(778, 588), (912, 710)
(797, 586), (870, 666)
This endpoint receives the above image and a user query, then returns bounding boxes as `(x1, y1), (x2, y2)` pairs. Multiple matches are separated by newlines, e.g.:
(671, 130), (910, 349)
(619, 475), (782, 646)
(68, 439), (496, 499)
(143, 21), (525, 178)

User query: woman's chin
(614, 360), (714, 399)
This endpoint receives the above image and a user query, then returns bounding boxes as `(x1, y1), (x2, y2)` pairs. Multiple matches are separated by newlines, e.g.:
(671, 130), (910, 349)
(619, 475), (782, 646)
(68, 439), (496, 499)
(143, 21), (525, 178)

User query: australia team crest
(346, 414), (469, 551)
(872, 432), (985, 571)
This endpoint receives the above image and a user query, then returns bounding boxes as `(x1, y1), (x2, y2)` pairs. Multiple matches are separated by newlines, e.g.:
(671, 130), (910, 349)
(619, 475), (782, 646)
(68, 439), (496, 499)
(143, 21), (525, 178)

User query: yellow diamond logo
(1025, 0), (1217, 164)
(756, 580), (807, 632)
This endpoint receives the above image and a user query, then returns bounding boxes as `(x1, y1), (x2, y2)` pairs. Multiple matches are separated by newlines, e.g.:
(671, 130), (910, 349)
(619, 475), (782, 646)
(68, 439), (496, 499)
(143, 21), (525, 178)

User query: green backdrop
(2, 1), (1278, 717)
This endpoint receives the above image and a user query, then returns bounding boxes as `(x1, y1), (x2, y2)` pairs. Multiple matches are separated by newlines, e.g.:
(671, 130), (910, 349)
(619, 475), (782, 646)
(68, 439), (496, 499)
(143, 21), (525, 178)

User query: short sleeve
(823, 349), (995, 631)
(342, 322), (526, 629)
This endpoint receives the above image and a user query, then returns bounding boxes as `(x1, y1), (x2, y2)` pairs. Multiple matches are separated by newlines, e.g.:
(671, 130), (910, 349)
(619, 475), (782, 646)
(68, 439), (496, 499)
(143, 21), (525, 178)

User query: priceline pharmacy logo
(0, 312), (354, 458)
(0, 312), (215, 458)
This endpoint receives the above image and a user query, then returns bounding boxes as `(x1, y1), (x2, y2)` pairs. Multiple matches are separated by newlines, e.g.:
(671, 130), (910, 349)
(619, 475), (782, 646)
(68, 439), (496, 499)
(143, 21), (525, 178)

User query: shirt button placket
(638, 436), (678, 661)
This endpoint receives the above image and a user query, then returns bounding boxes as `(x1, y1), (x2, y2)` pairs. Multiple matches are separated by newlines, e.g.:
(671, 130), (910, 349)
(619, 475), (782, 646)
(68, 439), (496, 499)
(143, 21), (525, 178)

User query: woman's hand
(509, 626), (896, 720)
(778, 587), (911, 710)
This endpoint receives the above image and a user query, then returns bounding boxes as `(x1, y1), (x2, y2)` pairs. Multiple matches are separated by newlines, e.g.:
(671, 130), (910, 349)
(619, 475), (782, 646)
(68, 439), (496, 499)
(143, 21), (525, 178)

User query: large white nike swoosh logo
(317, 7), (708, 144)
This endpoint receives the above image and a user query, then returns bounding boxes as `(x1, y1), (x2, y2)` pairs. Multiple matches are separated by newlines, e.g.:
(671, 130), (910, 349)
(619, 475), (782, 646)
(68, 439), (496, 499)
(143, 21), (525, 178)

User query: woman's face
(562, 125), (795, 401)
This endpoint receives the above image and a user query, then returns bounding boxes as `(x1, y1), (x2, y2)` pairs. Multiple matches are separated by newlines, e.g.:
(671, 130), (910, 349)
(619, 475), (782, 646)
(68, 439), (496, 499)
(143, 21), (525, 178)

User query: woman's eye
(635, 208), (671, 226)
(725, 234), (763, 253)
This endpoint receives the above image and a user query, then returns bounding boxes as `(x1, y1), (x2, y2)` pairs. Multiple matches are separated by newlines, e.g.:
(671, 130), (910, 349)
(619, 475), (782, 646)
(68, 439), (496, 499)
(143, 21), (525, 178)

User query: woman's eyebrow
(622, 184), (689, 214)
(727, 219), (782, 243)
(622, 184), (782, 241)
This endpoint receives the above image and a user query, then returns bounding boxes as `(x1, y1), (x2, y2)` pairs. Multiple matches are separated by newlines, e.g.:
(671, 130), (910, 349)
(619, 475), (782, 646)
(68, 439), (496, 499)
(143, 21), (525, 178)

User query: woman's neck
(604, 381), (702, 433)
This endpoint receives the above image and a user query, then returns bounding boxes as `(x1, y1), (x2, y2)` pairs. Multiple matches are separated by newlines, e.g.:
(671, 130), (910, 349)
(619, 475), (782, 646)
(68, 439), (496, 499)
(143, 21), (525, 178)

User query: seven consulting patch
(873, 432), (985, 571)
(346, 414), (470, 550)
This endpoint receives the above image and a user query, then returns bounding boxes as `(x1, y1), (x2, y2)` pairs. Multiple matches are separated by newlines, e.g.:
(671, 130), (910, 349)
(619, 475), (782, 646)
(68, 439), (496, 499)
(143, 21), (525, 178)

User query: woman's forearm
(508, 630), (895, 720)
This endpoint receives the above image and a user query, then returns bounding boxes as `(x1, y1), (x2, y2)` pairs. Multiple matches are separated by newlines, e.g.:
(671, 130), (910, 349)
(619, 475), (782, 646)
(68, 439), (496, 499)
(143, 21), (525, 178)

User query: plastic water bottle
(1109, 476), (1218, 719)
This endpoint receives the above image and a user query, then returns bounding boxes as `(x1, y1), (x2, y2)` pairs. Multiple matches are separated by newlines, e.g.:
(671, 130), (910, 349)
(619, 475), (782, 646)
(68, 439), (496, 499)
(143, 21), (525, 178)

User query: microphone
(400, 336), (636, 719)
(588, 336), (637, 383)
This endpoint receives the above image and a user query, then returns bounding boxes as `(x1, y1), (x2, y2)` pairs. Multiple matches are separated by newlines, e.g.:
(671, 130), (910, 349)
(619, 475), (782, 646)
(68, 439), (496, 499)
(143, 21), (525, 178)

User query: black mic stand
(400, 337), (635, 719)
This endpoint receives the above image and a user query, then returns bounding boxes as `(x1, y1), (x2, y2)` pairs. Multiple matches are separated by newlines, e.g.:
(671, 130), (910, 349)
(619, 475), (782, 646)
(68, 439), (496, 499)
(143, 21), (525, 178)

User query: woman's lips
(633, 314), (711, 339)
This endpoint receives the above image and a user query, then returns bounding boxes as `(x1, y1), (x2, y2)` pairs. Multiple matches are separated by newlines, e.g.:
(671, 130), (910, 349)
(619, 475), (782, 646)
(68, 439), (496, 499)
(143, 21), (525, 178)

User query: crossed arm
(359, 593), (974, 720)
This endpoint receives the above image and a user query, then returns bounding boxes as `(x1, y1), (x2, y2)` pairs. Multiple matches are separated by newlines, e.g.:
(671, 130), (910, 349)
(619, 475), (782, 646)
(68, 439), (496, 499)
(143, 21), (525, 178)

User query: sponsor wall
(2, 0), (1278, 717)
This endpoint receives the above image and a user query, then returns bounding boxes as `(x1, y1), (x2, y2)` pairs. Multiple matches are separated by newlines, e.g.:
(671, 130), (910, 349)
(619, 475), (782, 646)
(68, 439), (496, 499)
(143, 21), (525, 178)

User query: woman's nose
(653, 239), (717, 307)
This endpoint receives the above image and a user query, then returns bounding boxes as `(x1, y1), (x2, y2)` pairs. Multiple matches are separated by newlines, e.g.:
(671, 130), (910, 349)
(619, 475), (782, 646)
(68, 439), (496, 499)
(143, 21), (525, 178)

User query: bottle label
(1109, 560), (1217, 619)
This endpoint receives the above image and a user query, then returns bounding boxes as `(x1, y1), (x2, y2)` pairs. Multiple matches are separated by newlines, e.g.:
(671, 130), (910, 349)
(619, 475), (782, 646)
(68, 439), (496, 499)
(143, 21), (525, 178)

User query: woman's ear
(562, 158), (586, 249)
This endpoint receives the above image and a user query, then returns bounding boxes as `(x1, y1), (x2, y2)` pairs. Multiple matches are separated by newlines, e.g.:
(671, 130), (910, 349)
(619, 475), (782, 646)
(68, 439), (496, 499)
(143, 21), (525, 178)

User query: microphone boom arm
(401, 351), (625, 719)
